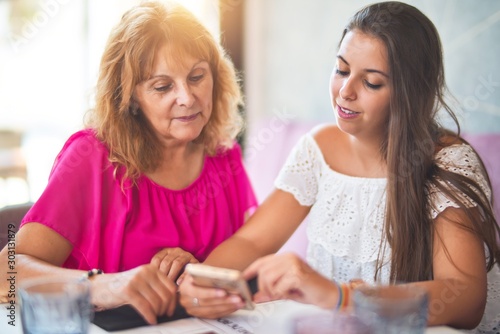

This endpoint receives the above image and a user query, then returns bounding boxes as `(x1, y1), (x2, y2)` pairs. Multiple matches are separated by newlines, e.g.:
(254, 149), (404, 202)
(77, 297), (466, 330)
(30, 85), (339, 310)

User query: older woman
(0, 0), (256, 324)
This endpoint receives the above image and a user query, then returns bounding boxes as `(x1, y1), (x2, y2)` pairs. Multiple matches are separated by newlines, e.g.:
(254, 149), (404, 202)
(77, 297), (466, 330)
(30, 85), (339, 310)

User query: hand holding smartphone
(185, 263), (255, 310)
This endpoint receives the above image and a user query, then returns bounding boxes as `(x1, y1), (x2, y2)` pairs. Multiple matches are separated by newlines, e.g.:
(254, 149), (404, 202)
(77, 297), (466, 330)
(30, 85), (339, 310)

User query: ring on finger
(192, 297), (199, 307)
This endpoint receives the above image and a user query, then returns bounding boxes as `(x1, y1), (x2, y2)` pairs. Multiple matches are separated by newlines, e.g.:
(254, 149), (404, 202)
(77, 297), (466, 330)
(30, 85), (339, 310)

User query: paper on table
(201, 300), (331, 334)
(105, 317), (216, 334)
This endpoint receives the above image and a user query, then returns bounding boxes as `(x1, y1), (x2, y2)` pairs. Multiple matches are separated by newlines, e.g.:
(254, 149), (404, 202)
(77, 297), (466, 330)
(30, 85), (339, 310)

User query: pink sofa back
(463, 133), (500, 219)
(245, 120), (500, 257)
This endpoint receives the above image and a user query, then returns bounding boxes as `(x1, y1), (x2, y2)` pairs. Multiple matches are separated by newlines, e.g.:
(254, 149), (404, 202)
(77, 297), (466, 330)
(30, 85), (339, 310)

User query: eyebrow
(337, 55), (389, 78)
(149, 60), (207, 80)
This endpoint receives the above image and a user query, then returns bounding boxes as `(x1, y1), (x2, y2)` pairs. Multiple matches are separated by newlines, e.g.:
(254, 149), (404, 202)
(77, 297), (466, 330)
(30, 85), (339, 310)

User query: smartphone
(185, 263), (255, 310)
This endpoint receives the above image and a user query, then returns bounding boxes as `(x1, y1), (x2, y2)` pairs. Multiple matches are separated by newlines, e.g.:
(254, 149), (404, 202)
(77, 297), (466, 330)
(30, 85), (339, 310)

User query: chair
(0, 202), (32, 249)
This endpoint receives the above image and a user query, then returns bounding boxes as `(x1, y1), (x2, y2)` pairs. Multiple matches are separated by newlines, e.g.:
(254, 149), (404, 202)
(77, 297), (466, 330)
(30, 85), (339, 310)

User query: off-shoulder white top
(275, 131), (500, 333)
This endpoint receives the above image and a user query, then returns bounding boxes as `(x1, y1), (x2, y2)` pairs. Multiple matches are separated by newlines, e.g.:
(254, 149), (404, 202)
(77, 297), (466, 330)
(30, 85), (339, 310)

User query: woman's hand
(91, 264), (177, 325)
(178, 274), (246, 318)
(151, 247), (199, 281)
(243, 253), (339, 309)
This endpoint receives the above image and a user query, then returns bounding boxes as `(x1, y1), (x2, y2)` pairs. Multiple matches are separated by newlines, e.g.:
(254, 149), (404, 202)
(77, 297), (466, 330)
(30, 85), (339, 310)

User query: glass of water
(353, 284), (428, 334)
(19, 277), (93, 334)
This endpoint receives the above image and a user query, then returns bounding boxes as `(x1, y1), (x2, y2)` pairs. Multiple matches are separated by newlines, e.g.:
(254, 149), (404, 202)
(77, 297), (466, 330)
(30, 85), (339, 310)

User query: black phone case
(92, 303), (189, 331)
(92, 277), (259, 331)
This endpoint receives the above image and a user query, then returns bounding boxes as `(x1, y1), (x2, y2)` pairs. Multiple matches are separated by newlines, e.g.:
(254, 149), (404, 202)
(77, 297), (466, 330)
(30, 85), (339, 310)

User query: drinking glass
(19, 277), (93, 334)
(353, 284), (428, 334)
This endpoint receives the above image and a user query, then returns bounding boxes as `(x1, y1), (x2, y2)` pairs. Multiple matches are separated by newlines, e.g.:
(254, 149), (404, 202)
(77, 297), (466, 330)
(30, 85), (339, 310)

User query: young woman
(179, 2), (500, 332)
(0, 1), (256, 324)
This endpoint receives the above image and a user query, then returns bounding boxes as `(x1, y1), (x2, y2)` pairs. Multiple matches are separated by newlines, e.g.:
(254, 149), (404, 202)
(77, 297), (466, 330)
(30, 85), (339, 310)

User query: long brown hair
(341, 1), (500, 282)
(86, 0), (243, 185)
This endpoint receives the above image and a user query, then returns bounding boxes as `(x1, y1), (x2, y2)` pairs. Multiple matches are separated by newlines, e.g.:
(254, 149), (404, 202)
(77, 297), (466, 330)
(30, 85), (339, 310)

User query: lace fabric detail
(274, 134), (321, 206)
(275, 132), (500, 332)
(275, 134), (388, 269)
(429, 144), (491, 219)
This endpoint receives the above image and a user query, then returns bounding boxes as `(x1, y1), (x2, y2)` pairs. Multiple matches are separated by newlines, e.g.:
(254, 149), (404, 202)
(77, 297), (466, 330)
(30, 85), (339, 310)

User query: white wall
(244, 0), (500, 134)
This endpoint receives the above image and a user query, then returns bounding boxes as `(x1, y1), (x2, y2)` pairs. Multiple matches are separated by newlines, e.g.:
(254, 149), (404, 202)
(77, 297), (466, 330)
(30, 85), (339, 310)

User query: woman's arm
(412, 206), (487, 329)
(212, 206), (487, 329)
(183, 202), (488, 327)
(0, 223), (75, 294)
(0, 223), (177, 325)
(244, 206), (487, 329)
(178, 188), (310, 317)
(235, 206), (487, 329)
(203, 188), (311, 270)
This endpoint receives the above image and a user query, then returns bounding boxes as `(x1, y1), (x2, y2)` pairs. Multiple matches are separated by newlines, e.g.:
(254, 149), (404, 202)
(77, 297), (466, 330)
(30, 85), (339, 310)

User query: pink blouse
(21, 129), (257, 273)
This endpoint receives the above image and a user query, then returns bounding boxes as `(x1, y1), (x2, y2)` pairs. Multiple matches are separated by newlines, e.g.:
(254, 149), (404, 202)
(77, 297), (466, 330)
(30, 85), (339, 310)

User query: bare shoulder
(311, 123), (344, 149)
(310, 124), (350, 169)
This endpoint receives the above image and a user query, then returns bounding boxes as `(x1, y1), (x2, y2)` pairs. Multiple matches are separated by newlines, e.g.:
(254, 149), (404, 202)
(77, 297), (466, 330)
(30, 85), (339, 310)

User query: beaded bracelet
(83, 268), (104, 280)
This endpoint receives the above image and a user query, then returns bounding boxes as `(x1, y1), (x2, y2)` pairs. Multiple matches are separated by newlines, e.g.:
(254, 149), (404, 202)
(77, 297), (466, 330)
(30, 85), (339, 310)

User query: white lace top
(275, 132), (500, 333)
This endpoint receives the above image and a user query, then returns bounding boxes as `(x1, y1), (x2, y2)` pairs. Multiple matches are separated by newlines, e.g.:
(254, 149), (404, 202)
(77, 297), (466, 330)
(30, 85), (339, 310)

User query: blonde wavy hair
(86, 0), (244, 184)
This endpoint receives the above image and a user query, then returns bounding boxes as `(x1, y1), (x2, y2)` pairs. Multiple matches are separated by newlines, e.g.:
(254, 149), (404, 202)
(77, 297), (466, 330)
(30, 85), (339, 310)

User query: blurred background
(0, 0), (499, 209)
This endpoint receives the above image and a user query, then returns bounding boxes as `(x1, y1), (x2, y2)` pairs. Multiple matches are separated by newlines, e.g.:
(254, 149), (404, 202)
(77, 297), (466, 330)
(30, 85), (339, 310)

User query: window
(0, 0), (220, 207)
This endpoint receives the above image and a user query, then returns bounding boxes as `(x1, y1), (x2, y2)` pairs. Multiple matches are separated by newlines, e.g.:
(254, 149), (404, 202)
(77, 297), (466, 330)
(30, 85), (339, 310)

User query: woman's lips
(337, 105), (361, 119)
(175, 112), (200, 122)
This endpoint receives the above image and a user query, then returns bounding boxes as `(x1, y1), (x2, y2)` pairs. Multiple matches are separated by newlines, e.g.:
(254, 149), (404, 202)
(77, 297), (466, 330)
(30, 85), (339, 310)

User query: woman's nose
(176, 83), (195, 108)
(339, 79), (356, 101)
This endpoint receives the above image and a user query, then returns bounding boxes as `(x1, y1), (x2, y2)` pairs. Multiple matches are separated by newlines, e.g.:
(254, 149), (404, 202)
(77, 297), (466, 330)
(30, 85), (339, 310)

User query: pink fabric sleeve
(21, 130), (128, 269)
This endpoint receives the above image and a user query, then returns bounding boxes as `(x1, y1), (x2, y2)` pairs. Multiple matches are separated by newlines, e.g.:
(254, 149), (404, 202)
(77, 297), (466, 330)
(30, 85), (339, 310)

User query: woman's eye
(189, 74), (204, 82)
(365, 81), (382, 90)
(154, 83), (173, 92)
(335, 68), (349, 76)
